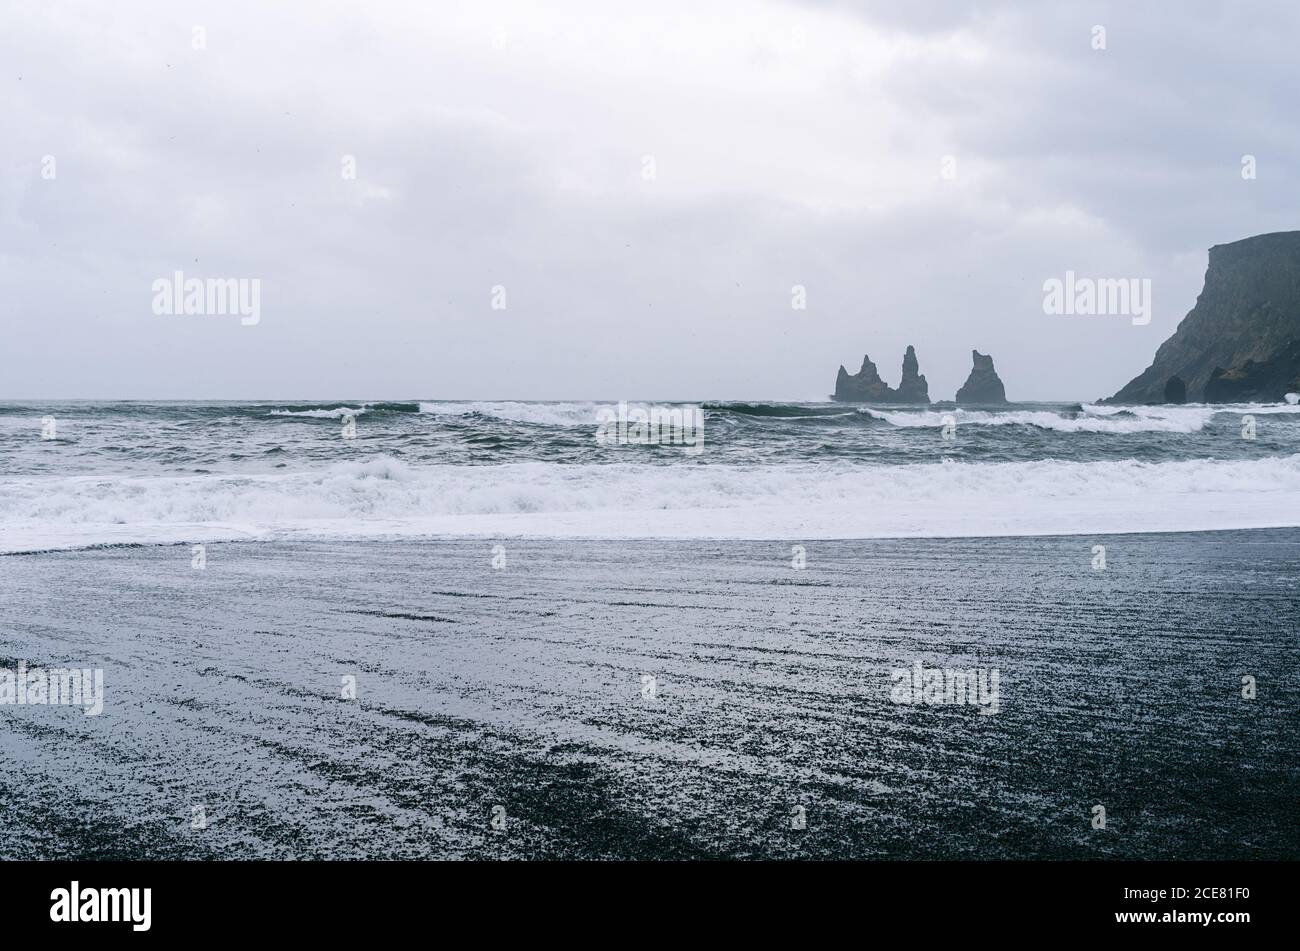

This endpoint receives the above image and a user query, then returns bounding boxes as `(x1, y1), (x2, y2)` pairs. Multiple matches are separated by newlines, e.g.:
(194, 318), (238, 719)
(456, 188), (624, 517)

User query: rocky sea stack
(1108, 231), (1300, 403)
(955, 350), (1008, 404)
(833, 346), (930, 403)
(896, 345), (930, 402)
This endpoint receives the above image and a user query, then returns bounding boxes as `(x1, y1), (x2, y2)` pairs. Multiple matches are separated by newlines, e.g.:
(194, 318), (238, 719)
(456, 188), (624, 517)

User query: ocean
(3, 399), (1300, 551)
(2, 400), (1298, 859)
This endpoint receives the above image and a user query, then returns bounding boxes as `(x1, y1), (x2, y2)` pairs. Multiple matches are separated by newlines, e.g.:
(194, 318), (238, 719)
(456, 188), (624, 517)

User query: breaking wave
(862, 406), (1218, 433)
(5, 454), (1300, 552)
(418, 401), (600, 426)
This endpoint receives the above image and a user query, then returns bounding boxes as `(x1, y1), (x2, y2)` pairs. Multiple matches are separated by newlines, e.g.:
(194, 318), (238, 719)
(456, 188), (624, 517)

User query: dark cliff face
(833, 346), (931, 403)
(1203, 339), (1300, 401)
(1108, 231), (1300, 403)
(954, 350), (1008, 404)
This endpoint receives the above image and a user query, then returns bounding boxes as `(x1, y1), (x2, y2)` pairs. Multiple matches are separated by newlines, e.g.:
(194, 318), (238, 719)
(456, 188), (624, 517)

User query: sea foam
(4, 454), (1300, 551)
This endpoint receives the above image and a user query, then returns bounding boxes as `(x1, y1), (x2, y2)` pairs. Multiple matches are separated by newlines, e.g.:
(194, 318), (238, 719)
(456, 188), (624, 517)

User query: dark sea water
(4, 398), (1300, 473)
(2, 398), (1300, 550)
(1, 534), (1296, 860)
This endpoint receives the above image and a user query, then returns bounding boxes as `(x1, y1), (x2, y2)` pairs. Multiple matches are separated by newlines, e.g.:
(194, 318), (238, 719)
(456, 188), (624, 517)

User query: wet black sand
(1, 530), (1297, 859)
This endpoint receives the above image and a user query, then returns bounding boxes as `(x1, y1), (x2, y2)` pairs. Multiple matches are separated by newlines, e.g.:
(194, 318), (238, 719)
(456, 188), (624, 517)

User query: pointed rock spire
(832, 345), (931, 403)
(955, 350), (1008, 404)
(896, 345), (930, 403)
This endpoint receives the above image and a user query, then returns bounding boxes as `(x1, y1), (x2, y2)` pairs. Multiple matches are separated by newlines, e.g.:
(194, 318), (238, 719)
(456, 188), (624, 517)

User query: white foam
(4, 454), (1300, 551)
(859, 402), (1300, 433)
(418, 401), (599, 426)
(269, 406), (368, 419)
(1239, 400), (1300, 413)
(1083, 401), (1300, 416)
(866, 406), (1216, 433)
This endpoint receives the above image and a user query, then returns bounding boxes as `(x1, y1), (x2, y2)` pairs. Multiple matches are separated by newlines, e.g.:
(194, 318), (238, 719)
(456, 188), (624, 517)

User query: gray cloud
(1, 0), (1296, 399)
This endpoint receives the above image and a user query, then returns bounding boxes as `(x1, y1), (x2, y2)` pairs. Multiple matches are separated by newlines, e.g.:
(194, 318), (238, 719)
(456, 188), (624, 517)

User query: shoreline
(12, 519), (1300, 556)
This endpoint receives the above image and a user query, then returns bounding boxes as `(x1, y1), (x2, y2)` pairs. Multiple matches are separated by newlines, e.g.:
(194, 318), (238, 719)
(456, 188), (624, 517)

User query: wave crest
(4, 454), (1300, 550)
(418, 401), (599, 427)
(863, 406), (1216, 433)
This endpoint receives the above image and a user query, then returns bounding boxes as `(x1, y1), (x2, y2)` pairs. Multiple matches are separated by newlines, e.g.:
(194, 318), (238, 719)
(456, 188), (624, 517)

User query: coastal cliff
(1108, 231), (1300, 403)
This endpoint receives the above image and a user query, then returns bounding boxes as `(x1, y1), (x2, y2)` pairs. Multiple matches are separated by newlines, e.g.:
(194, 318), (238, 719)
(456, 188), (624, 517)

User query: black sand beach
(1, 530), (1297, 860)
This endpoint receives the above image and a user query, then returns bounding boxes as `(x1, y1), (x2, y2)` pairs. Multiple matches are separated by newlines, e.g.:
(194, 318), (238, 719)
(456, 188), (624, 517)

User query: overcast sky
(2, 0), (1298, 400)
